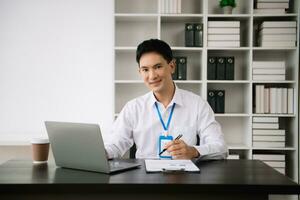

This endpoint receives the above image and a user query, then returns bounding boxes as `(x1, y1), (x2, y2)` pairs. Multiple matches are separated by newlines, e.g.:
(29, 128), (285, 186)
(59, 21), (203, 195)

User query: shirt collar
(148, 84), (184, 108)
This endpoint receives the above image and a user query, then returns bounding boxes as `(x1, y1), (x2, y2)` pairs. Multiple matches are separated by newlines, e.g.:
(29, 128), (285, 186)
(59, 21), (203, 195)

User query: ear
(169, 59), (176, 74)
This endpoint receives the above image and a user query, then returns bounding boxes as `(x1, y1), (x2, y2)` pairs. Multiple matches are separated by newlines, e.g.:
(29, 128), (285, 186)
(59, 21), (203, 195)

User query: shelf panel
(115, 13), (158, 17)
(207, 47), (250, 51)
(253, 47), (297, 51)
(161, 14), (203, 22)
(215, 113), (250, 117)
(161, 14), (203, 17)
(208, 14), (251, 19)
(252, 81), (296, 84)
(252, 114), (296, 117)
(253, 14), (298, 18)
(207, 81), (250, 84)
(252, 147), (296, 151)
(115, 80), (202, 84)
(171, 47), (203, 51)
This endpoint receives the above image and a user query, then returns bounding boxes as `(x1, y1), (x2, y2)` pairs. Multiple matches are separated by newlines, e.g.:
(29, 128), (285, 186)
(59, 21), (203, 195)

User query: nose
(148, 68), (157, 80)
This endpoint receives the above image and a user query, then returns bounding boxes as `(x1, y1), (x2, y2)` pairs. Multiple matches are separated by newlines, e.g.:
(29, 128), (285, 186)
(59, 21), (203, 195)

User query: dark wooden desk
(0, 159), (299, 200)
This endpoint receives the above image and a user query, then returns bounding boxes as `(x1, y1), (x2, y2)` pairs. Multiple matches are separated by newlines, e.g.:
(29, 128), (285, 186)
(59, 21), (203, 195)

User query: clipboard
(145, 159), (200, 173)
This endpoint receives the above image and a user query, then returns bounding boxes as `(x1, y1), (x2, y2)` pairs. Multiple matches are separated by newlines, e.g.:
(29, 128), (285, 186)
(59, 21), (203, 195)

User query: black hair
(136, 39), (173, 65)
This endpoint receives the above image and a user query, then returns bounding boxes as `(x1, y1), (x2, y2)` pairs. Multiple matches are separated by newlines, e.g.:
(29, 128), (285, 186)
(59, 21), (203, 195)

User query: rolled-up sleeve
(104, 102), (134, 158)
(194, 101), (228, 159)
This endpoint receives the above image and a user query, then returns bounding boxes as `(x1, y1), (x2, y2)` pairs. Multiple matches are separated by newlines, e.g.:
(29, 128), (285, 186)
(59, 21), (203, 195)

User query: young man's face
(138, 52), (175, 94)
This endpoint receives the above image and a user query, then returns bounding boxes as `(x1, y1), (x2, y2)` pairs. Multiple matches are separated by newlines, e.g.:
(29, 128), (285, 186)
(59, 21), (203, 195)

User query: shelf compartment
(173, 50), (202, 80)
(207, 17), (251, 47)
(228, 149), (251, 159)
(252, 16), (298, 47)
(115, 17), (158, 47)
(208, 0), (252, 14)
(161, 17), (203, 47)
(115, 51), (139, 80)
(216, 117), (251, 148)
(176, 83), (201, 96)
(176, 0), (203, 14)
(208, 50), (251, 80)
(208, 83), (250, 114)
(115, 0), (158, 14)
(252, 50), (298, 81)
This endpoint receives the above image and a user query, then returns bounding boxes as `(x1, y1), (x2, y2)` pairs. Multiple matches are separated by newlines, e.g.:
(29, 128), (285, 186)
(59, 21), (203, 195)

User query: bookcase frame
(114, 0), (299, 183)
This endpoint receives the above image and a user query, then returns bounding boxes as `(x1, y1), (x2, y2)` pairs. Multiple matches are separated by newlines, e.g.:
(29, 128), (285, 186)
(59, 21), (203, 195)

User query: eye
(141, 68), (148, 72)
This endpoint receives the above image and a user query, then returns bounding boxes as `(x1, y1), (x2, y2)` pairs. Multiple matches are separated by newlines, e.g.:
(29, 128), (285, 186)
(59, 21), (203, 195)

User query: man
(105, 39), (227, 159)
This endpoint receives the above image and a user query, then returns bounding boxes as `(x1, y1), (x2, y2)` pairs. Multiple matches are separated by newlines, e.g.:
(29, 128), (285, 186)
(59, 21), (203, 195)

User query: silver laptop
(45, 121), (140, 174)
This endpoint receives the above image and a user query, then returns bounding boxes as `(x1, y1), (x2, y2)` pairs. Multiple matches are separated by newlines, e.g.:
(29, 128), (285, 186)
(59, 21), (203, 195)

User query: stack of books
(160, 0), (181, 14)
(254, 0), (290, 14)
(258, 21), (297, 47)
(253, 153), (286, 175)
(252, 61), (285, 81)
(255, 85), (294, 114)
(252, 117), (285, 148)
(172, 57), (187, 80)
(207, 21), (240, 47)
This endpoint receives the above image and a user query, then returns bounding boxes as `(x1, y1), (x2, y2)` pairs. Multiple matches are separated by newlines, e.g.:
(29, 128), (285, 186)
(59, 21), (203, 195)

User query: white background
(0, 0), (114, 142)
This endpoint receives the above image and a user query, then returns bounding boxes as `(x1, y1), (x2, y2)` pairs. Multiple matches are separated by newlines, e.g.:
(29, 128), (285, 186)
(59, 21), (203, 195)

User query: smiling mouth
(149, 80), (161, 85)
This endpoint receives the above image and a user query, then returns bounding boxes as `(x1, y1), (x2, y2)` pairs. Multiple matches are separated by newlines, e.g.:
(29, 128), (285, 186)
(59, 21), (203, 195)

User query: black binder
(207, 57), (216, 80)
(172, 57), (178, 80)
(177, 57), (187, 80)
(225, 57), (234, 80)
(185, 24), (194, 47)
(194, 23), (203, 47)
(216, 90), (225, 113)
(207, 90), (217, 113)
(216, 57), (225, 80)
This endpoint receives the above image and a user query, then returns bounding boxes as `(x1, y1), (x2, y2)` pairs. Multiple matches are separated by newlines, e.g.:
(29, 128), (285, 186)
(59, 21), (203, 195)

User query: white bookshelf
(114, 0), (299, 182)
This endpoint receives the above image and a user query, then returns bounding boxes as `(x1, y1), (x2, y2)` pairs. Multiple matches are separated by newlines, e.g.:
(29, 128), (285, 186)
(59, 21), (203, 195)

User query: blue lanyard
(155, 102), (176, 131)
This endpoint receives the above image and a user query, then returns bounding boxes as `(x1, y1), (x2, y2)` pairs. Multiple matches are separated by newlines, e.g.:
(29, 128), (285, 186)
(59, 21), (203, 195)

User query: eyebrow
(140, 62), (162, 69)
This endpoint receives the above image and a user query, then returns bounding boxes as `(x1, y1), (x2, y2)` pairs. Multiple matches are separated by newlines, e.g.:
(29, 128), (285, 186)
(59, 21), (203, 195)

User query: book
(252, 129), (285, 135)
(257, 0), (289, 2)
(207, 57), (216, 80)
(264, 88), (270, 114)
(207, 90), (217, 112)
(253, 154), (285, 161)
(216, 57), (225, 80)
(185, 23), (194, 47)
(253, 68), (285, 75)
(259, 40), (296, 47)
(225, 57), (234, 80)
(208, 41), (240, 47)
(216, 90), (225, 113)
(253, 117), (278, 123)
(207, 28), (240, 34)
(260, 21), (296, 28)
(194, 23), (203, 47)
(253, 135), (285, 142)
(259, 28), (296, 34)
(254, 8), (286, 14)
(258, 34), (296, 41)
(277, 88), (282, 114)
(253, 74), (285, 81)
(253, 61), (285, 69)
(207, 34), (240, 41)
(270, 88), (277, 114)
(282, 88), (288, 114)
(177, 0), (181, 14)
(208, 21), (240, 28)
(177, 57), (187, 80)
(257, 2), (289, 9)
(255, 85), (262, 113)
(287, 88), (294, 114)
(252, 141), (285, 148)
(252, 123), (279, 129)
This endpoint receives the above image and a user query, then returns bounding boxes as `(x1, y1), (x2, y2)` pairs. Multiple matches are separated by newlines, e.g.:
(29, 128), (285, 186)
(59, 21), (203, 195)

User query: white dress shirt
(105, 87), (228, 159)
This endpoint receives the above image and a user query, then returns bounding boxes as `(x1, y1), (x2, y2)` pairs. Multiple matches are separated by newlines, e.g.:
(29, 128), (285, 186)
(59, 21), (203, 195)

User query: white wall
(0, 0), (114, 143)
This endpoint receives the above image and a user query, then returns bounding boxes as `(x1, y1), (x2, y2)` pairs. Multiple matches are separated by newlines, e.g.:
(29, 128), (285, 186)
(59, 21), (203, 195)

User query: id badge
(159, 135), (173, 159)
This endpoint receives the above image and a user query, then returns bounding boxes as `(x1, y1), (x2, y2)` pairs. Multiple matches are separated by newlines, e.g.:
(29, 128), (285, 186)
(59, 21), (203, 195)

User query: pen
(159, 134), (183, 156)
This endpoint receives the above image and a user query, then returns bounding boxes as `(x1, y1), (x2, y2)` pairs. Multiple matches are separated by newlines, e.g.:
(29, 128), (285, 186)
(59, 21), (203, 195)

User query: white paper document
(145, 159), (200, 173)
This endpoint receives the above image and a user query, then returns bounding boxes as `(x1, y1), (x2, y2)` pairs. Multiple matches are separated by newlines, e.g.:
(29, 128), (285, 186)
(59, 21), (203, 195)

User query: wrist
(192, 147), (200, 158)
